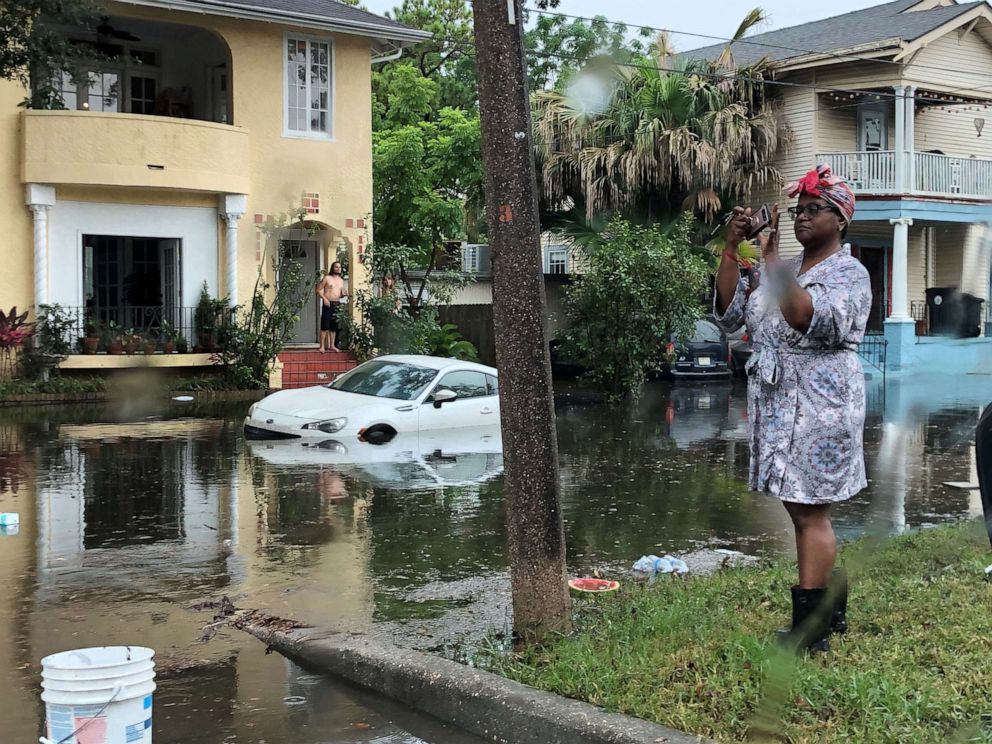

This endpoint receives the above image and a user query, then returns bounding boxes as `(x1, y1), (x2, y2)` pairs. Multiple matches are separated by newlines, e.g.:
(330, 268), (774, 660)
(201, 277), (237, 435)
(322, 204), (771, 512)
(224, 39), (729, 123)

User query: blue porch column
(884, 216), (915, 371)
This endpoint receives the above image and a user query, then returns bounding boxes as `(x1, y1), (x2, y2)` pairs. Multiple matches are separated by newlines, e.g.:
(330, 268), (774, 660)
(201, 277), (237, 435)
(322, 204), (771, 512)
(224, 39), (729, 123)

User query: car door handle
(480, 407), (494, 414)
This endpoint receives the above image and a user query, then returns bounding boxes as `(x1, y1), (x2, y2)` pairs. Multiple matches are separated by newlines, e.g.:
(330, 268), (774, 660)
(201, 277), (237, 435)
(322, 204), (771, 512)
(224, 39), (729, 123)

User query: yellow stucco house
(1, 0), (427, 349)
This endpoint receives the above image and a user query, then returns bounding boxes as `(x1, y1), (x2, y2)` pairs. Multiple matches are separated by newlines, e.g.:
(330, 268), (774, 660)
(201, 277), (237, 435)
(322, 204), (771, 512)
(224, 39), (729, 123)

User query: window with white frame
(462, 244), (480, 273)
(54, 47), (159, 114)
(546, 246), (568, 274)
(286, 37), (332, 137)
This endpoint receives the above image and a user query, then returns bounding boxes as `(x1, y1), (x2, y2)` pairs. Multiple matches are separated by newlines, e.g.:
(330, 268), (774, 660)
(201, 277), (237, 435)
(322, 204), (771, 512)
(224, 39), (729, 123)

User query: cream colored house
(2, 0), (426, 350)
(688, 0), (992, 371)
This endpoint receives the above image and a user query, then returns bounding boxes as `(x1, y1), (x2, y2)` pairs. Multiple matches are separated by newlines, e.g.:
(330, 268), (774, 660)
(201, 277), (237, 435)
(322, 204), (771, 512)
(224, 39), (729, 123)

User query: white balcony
(816, 150), (992, 200)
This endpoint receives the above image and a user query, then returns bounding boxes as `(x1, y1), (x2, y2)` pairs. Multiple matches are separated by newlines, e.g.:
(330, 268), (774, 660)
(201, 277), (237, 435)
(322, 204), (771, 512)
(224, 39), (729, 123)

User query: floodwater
(0, 373), (988, 743)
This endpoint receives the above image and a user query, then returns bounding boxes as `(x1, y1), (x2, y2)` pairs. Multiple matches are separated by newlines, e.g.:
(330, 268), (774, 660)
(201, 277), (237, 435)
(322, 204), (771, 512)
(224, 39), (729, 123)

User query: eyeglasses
(788, 203), (840, 220)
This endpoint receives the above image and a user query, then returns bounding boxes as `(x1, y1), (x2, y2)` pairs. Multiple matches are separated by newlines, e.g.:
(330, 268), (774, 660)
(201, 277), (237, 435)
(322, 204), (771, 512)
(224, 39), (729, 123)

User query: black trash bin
(925, 287), (957, 335)
(959, 293), (985, 339)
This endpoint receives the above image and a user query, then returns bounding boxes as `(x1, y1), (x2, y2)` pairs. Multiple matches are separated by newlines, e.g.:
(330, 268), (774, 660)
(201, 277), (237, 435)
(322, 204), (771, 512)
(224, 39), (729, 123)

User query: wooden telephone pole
(471, 0), (571, 641)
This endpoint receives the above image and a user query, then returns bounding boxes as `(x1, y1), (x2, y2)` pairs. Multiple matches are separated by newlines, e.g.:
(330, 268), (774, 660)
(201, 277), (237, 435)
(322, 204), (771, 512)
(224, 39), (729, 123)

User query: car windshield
(328, 360), (438, 401)
(692, 320), (723, 343)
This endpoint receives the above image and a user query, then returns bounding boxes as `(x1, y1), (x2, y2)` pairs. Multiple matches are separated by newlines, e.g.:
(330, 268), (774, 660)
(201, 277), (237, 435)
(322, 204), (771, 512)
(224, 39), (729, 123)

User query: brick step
(280, 362), (355, 373)
(282, 370), (336, 380)
(278, 351), (356, 363)
(281, 378), (332, 389)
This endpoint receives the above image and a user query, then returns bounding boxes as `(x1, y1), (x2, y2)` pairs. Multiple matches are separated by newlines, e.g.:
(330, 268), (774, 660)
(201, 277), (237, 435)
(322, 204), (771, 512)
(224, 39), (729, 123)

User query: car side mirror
(433, 389), (457, 408)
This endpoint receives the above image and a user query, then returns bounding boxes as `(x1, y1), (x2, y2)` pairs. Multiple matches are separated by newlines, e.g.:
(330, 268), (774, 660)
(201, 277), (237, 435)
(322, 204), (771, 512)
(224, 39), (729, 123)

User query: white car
(243, 355), (500, 442)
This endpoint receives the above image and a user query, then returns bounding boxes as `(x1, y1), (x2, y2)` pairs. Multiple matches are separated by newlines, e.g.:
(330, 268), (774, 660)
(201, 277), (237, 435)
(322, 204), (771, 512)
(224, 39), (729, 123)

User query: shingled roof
(120, 0), (431, 43)
(681, 0), (983, 68)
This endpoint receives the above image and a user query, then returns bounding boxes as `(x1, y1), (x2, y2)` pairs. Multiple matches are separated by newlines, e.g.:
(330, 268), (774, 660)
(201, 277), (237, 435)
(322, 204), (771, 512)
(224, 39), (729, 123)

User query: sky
(360, 0), (890, 52)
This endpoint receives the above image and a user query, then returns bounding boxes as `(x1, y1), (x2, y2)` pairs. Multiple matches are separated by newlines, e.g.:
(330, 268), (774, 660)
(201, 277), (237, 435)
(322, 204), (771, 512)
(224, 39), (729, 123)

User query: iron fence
(857, 333), (888, 384)
(39, 305), (235, 354)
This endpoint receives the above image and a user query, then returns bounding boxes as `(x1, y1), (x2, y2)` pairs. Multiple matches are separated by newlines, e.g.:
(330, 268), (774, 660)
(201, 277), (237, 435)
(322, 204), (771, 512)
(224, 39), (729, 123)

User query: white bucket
(41, 646), (156, 744)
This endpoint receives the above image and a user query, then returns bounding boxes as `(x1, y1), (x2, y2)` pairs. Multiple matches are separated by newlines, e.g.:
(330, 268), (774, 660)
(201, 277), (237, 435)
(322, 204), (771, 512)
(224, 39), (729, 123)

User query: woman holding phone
(714, 164), (872, 653)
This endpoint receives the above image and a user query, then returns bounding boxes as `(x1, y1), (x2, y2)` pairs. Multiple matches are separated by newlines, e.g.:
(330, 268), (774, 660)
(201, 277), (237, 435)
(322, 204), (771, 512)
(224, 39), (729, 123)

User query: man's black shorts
(320, 302), (340, 332)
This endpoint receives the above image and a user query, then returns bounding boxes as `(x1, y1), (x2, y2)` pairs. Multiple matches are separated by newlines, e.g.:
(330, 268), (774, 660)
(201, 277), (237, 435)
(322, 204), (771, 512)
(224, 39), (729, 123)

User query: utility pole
(472, 0), (570, 642)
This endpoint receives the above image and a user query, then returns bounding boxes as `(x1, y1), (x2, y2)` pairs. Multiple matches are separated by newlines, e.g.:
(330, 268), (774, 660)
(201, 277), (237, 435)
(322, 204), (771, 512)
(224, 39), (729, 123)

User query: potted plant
(123, 329), (140, 355)
(194, 282), (217, 352)
(142, 332), (157, 355)
(160, 320), (180, 354)
(81, 309), (100, 354)
(82, 324), (100, 354)
(104, 321), (124, 355)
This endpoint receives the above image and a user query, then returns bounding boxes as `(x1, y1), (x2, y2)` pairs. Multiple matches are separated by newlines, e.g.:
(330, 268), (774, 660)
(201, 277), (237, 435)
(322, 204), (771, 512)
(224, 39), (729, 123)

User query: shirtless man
(315, 262), (348, 352)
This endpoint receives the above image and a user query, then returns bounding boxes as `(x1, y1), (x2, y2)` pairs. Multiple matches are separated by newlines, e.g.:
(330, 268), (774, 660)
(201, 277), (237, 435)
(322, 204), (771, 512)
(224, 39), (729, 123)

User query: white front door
(419, 370), (498, 431)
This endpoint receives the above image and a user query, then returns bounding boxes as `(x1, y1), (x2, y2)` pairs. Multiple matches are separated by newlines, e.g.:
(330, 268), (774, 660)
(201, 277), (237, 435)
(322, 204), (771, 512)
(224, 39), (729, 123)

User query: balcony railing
(38, 305), (235, 354)
(816, 150), (992, 199)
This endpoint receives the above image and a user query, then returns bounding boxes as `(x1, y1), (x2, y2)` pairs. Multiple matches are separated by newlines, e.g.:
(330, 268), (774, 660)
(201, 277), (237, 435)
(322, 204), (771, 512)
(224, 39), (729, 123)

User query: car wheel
(360, 424), (397, 445)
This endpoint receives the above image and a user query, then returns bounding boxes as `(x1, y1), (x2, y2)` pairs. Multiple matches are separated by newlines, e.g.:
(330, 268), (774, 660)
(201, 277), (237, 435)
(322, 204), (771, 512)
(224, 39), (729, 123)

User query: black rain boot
(829, 567), (848, 636)
(778, 586), (831, 654)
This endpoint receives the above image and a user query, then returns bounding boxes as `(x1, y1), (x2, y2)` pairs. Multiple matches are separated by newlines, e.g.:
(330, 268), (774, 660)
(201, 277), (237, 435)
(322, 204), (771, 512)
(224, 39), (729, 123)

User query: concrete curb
(245, 624), (710, 744)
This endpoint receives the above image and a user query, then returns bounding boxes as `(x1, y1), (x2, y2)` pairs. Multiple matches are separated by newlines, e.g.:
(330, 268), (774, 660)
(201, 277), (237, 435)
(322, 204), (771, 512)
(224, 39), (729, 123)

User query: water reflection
(0, 375), (988, 742)
(246, 426), (504, 490)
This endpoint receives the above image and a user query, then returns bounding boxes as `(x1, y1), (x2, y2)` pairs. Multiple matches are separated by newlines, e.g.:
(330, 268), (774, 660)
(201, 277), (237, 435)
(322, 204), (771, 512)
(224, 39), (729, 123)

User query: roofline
(113, 0), (433, 44)
(892, 2), (992, 61)
(687, 0), (987, 73)
(771, 40), (905, 73)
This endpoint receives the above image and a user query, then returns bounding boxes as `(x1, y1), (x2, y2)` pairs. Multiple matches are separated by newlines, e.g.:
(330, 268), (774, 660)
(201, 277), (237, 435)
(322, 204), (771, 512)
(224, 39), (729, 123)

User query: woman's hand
(758, 204), (781, 263)
(726, 206), (751, 253)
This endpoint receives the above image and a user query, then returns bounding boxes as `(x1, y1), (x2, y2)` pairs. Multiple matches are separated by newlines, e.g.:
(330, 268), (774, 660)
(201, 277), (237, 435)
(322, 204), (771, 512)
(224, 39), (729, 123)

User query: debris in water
(283, 696), (307, 706)
(172, 396), (194, 402)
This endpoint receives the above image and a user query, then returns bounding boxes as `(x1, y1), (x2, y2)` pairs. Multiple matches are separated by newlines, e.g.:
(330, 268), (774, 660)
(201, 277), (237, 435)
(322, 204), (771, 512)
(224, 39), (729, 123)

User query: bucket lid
(42, 646), (154, 672)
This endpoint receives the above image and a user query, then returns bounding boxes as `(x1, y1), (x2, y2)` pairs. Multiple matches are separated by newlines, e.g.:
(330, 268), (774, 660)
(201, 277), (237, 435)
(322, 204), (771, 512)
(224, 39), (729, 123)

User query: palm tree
(533, 8), (789, 225)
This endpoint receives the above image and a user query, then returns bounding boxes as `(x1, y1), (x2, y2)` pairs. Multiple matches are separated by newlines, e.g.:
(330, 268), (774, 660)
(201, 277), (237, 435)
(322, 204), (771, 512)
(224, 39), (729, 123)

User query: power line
(432, 34), (992, 111)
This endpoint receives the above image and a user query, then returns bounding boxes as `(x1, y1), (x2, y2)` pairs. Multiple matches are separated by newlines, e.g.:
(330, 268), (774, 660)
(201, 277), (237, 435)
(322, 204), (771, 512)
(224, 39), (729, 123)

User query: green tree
(0, 0), (103, 108)
(524, 13), (651, 93)
(562, 215), (710, 403)
(373, 105), (483, 303)
(533, 8), (787, 224)
(379, 0), (477, 113)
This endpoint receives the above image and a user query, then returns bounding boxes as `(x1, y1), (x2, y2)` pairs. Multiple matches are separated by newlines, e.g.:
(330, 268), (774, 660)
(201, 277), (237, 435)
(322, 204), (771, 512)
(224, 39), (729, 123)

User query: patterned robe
(714, 250), (873, 504)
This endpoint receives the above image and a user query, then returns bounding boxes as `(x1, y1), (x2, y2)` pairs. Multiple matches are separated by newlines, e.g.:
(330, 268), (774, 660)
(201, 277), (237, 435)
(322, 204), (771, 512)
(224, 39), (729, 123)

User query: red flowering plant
(0, 306), (34, 377)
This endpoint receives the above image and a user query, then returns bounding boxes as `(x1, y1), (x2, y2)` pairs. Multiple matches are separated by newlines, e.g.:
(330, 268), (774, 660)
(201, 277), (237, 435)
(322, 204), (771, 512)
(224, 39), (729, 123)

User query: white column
(25, 184), (56, 309)
(219, 194), (248, 306)
(888, 216), (913, 321)
(905, 86), (916, 194)
(893, 85), (906, 193)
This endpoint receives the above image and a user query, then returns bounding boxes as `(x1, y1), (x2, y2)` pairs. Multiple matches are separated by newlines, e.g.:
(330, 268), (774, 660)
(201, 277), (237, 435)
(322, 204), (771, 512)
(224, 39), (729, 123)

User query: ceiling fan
(95, 16), (141, 42)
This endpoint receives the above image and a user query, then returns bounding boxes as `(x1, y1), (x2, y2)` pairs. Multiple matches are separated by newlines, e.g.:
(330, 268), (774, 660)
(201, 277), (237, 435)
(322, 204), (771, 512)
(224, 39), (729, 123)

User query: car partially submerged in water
(243, 355), (499, 443)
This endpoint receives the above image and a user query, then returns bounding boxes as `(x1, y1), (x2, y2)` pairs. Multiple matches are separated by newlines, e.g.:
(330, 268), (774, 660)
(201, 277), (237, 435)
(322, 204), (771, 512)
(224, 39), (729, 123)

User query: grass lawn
(482, 521), (992, 743)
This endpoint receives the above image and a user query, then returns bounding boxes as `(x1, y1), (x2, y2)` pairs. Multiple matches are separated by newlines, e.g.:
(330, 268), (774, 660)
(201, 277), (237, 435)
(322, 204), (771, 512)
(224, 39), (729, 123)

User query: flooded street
(0, 375), (987, 743)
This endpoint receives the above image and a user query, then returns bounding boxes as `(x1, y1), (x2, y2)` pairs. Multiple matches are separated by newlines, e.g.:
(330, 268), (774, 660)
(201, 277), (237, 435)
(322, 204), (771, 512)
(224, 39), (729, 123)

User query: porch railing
(857, 333), (887, 383)
(817, 151), (895, 194)
(816, 150), (992, 199)
(38, 305), (235, 354)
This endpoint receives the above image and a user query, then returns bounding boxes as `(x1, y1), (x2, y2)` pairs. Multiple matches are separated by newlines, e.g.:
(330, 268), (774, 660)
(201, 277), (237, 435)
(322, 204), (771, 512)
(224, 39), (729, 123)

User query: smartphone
(746, 205), (771, 239)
